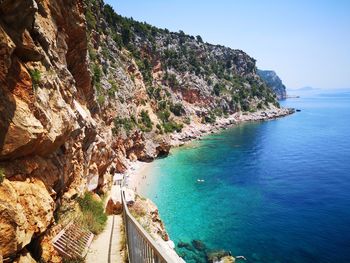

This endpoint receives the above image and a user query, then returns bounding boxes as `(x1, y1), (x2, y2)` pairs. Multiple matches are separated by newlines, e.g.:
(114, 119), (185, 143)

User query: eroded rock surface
(0, 179), (54, 258)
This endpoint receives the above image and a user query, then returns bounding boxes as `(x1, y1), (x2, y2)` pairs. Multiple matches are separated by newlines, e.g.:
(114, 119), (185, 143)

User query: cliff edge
(257, 69), (287, 100)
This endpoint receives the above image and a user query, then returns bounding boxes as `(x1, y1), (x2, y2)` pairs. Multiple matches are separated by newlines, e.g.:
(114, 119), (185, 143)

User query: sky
(105, 0), (350, 89)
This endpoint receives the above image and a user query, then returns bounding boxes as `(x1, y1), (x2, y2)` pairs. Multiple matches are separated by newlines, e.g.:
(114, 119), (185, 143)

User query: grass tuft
(0, 167), (4, 184)
(77, 192), (107, 234)
(29, 69), (41, 89)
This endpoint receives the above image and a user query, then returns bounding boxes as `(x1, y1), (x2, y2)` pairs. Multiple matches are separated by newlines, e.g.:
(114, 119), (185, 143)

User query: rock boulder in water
(192, 239), (207, 251)
(207, 250), (232, 263)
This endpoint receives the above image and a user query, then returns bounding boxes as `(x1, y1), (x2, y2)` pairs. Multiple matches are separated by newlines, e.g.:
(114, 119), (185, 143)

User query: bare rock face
(0, 26), (15, 83)
(120, 132), (171, 162)
(0, 179), (54, 258)
(156, 142), (171, 157)
(39, 235), (62, 263)
(129, 197), (169, 241)
(182, 89), (203, 104)
(0, 0), (114, 259)
(0, 0), (82, 161)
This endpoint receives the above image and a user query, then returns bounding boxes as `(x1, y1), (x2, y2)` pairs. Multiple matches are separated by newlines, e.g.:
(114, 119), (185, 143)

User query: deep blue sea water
(141, 90), (350, 263)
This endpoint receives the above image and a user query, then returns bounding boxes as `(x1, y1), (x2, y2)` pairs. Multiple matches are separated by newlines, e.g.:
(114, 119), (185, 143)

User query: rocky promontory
(257, 69), (287, 100)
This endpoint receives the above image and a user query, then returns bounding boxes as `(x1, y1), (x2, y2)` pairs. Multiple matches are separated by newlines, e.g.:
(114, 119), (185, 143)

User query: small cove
(140, 90), (350, 263)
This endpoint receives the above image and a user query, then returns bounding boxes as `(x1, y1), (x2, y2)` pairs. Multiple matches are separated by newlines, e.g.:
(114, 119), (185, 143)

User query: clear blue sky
(105, 0), (350, 89)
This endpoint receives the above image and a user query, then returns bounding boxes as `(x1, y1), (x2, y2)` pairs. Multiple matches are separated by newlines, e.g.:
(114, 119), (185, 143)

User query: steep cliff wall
(0, 0), (286, 261)
(0, 0), (116, 261)
(257, 69), (287, 100)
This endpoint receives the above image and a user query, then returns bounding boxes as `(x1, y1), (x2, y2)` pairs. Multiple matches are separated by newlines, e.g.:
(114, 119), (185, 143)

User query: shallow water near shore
(140, 89), (350, 263)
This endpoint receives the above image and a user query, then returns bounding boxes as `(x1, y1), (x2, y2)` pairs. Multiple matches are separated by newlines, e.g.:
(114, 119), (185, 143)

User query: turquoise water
(141, 90), (350, 263)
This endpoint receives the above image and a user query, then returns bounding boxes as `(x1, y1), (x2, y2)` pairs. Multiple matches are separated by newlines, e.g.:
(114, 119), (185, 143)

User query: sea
(140, 89), (350, 263)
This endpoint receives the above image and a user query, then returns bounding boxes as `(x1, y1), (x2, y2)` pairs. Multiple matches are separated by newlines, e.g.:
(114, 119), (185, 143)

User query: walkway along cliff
(0, 0), (293, 262)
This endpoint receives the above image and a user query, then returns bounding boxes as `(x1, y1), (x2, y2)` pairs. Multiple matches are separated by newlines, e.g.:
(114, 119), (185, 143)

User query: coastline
(121, 106), (294, 261)
(125, 107), (294, 195)
(170, 106), (295, 147)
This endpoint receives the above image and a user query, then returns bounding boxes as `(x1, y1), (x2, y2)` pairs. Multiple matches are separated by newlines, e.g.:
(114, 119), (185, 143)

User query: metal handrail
(121, 189), (176, 263)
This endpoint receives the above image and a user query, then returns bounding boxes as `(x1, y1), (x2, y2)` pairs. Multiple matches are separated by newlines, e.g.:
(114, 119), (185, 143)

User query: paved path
(86, 214), (123, 263)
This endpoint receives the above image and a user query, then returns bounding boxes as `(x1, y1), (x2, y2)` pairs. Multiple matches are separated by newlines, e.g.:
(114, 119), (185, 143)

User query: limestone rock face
(257, 69), (287, 100)
(0, 26), (15, 83)
(0, 179), (54, 258)
(0, 0), (114, 259)
(0, 0), (83, 160)
(39, 235), (62, 263)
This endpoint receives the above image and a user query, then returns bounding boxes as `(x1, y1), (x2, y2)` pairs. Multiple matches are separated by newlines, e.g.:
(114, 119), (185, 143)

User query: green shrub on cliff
(157, 100), (168, 111)
(136, 58), (153, 84)
(158, 110), (170, 123)
(139, 110), (153, 132)
(97, 94), (105, 105)
(29, 69), (41, 90)
(213, 83), (222, 96)
(0, 168), (4, 184)
(108, 79), (118, 98)
(204, 112), (216, 124)
(113, 116), (136, 134)
(196, 35), (203, 43)
(121, 27), (132, 46)
(92, 64), (101, 84)
(156, 123), (163, 134)
(164, 73), (179, 89)
(162, 120), (183, 133)
(170, 103), (185, 116)
(157, 109), (183, 133)
(85, 8), (96, 29)
(88, 46), (97, 61)
(77, 192), (107, 234)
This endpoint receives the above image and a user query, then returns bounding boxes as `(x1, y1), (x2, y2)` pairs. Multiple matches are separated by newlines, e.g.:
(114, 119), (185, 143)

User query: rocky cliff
(257, 69), (287, 100)
(0, 0), (288, 261)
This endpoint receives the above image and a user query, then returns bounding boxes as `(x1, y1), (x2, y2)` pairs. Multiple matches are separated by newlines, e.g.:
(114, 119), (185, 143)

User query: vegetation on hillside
(83, 0), (280, 136)
(77, 192), (107, 234)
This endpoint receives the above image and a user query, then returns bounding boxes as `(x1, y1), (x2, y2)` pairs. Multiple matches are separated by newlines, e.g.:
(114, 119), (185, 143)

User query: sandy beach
(124, 160), (155, 194)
